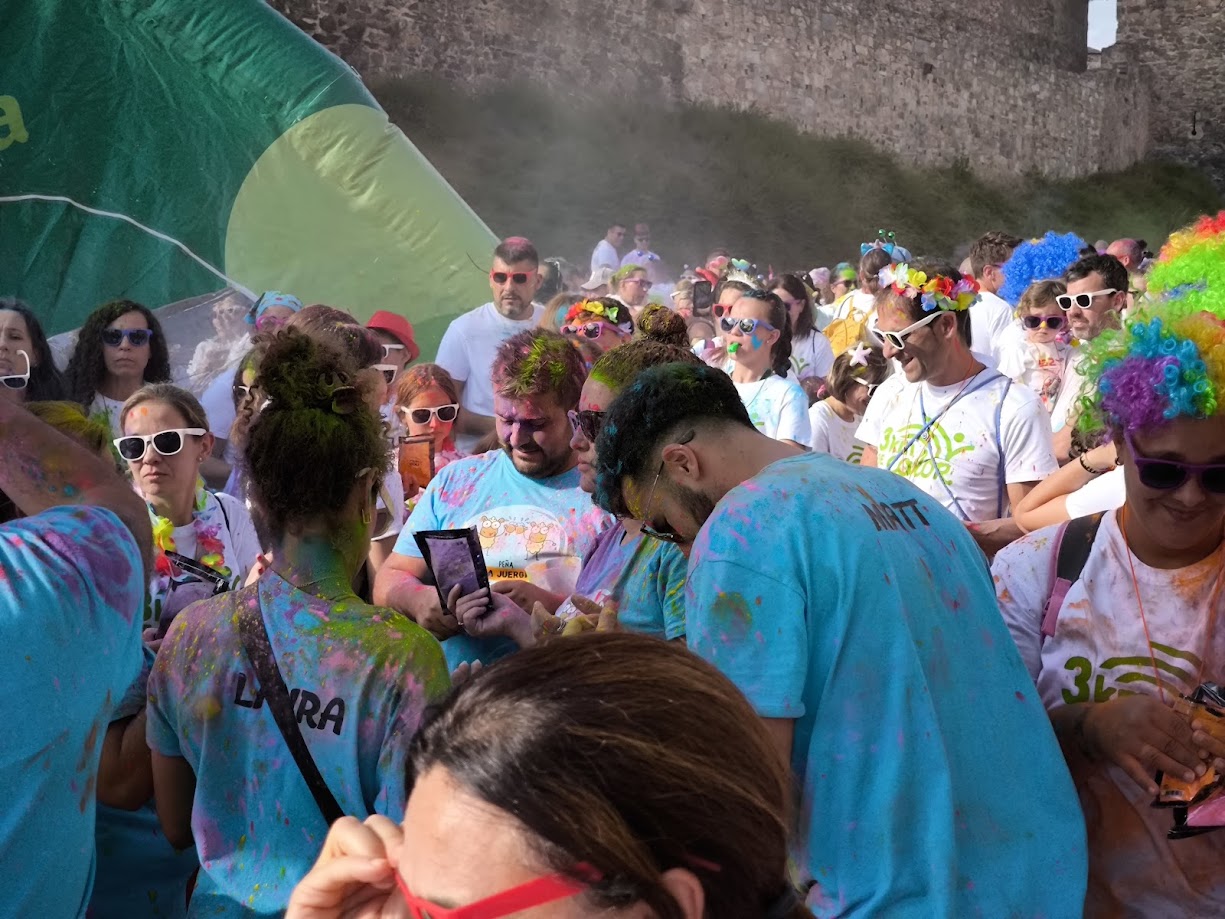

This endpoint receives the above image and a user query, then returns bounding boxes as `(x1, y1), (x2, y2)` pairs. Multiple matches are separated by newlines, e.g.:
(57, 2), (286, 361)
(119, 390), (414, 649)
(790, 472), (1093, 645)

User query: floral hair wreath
(563, 300), (629, 328)
(879, 263), (980, 313)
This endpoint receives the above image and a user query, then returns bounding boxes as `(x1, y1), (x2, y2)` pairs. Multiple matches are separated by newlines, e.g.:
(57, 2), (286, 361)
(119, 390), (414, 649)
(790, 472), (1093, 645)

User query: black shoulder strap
(235, 595), (345, 826)
(1056, 512), (1106, 584)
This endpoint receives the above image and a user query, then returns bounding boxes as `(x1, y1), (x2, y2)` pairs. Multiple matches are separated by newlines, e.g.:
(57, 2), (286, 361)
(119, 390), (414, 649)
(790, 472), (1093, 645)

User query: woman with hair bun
(288, 633), (811, 919)
(146, 328), (449, 917)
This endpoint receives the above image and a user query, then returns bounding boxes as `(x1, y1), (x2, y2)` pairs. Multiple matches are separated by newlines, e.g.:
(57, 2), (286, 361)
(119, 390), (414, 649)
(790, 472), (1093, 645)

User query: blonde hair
(1016, 279), (1066, 317)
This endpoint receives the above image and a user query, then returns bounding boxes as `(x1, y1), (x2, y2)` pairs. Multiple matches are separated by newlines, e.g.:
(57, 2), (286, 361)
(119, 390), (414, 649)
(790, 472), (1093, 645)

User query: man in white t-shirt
(967, 231), (1024, 368)
(619, 223), (664, 282)
(590, 223), (625, 275)
(435, 237), (545, 453)
(860, 260), (1057, 556)
(1048, 253), (1129, 462)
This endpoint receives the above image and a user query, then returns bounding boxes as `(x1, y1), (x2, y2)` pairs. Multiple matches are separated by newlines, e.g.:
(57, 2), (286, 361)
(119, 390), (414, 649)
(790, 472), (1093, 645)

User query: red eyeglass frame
(393, 867), (594, 919)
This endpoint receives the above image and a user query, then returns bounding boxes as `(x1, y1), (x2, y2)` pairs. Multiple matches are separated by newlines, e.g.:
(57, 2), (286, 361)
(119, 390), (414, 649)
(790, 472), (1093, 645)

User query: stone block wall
(1114, 0), (1224, 181)
(270, 0), (1148, 180)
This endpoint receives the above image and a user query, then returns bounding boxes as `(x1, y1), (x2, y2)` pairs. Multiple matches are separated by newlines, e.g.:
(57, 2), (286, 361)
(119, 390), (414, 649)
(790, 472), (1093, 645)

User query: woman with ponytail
(288, 633), (812, 919)
(723, 289), (811, 447)
(146, 328), (448, 917)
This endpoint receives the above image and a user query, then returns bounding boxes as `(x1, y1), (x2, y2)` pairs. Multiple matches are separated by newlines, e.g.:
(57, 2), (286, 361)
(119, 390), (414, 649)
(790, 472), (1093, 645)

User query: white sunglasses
(875, 311), (944, 350)
(372, 363), (398, 384)
(381, 343), (406, 359)
(115, 428), (207, 461)
(1056, 289), (1118, 311)
(0, 350), (31, 390)
(399, 404), (460, 425)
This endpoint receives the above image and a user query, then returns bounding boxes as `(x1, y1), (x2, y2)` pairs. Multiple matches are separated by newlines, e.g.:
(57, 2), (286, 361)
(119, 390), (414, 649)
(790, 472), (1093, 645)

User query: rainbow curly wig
(1076, 213), (1225, 437)
(998, 231), (1087, 307)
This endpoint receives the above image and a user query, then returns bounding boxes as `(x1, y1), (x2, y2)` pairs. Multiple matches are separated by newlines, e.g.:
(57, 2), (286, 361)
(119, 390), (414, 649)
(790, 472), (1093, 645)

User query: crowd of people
(2, 211), (1225, 919)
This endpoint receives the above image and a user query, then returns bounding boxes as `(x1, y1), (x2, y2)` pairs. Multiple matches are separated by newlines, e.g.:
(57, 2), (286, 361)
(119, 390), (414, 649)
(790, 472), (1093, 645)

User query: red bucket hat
(366, 310), (420, 363)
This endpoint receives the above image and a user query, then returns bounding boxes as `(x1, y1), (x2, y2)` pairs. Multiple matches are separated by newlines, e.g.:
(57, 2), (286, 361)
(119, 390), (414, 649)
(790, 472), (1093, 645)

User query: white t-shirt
(200, 366), (239, 438)
(734, 374), (811, 444)
(992, 513), (1225, 912)
(858, 368), (1058, 522)
(434, 302), (544, 449)
(168, 492), (262, 587)
(1064, 466), (1126, 519)
(789, 331), (835, 382)
(969, 290), (1021, 369)
(997, 339), (1075, 415)
(591, 239), (619, 273)
(808, 401), (865, 463)
(1048, 347), (1088, 434)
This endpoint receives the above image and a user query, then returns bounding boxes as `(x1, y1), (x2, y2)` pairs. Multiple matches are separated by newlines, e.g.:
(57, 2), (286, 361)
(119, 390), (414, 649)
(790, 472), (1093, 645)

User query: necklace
(919, 358), (983, 446)
(1120, 507), (1225, 704)
(150, 481), (231, 580)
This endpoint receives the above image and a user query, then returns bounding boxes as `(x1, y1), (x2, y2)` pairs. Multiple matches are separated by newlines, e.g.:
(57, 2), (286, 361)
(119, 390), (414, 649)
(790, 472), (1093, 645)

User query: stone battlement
(271, 0), (1149, 180)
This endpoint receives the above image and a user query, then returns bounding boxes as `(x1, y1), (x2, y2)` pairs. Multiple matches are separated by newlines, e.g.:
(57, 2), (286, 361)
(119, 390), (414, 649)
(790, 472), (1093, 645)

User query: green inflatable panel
(0, 0), (496, 356)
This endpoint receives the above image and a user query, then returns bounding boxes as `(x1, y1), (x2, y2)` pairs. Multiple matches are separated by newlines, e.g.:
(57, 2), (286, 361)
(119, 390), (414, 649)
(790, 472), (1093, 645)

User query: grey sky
(1088, 0), (1117, 49)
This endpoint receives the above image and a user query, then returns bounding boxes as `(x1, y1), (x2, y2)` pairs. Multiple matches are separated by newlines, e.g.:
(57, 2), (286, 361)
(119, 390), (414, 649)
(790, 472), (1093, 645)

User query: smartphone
(692, 280), (714, 316)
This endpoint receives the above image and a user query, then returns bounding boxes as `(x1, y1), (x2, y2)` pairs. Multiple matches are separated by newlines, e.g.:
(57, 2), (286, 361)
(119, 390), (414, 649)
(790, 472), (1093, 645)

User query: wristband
(1078, 452), (1107, 475)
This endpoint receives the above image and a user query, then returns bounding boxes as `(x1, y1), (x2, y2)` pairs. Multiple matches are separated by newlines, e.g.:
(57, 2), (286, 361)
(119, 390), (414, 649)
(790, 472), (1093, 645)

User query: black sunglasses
(568, 409), (605, 442)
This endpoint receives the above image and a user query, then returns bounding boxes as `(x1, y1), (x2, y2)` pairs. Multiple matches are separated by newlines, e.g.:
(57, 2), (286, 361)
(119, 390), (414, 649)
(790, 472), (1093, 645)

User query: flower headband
(879, 264), (980, 313)
(563, 300), (628, 328)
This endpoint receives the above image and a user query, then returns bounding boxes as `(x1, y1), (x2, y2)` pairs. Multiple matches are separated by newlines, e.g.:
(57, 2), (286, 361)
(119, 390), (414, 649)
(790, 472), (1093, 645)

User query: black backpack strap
(1040, 512), (1105, 644)
(235, 594), (345, 826)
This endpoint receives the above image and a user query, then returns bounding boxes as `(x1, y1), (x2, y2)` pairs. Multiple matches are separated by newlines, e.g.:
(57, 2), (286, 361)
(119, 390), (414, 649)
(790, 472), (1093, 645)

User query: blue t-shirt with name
(0, 506), (145, 918)
(556, 523), (686, 640)
(147, 574), (449, 917)
(395, 450), (612, 667)
(686, 453), (1087, 917)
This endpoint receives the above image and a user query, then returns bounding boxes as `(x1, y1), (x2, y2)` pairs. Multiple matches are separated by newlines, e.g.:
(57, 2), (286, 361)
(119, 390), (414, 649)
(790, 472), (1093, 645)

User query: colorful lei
(150, 479), (233, 580)
(879, 263), (980, 313)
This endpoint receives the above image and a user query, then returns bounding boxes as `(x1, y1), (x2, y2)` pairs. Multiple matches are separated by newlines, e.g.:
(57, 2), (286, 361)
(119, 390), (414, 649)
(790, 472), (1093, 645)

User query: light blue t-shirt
(91, 647), (198, 919)
(394, 450), (613, 667)
(556, 523), (686, 640)
(147, 574), (450, 917)
(0, 506), (144, 918)
(686, 453), (1087, 917)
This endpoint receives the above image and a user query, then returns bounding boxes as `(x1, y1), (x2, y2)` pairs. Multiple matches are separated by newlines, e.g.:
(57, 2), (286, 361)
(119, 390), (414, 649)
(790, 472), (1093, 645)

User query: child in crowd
(998, 279), (1075, 415)
(395, 363), (466, 514)
(687, 315), (725, 367)
(808, 344), (890, 463)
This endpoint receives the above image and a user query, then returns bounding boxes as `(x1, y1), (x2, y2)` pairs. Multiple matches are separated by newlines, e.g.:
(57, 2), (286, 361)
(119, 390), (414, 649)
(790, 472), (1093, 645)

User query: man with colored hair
(859, 260), (1057, 555)
(375, 329), (612, 668)
(967, 230), (1024, 367)
(591, 362), (1087, 917)
(435, 236), (543, 452)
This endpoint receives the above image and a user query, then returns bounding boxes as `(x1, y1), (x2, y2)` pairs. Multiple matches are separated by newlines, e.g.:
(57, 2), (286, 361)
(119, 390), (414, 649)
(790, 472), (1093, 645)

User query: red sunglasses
(394, 867), (594, 919)
(490, 270), (534, 285)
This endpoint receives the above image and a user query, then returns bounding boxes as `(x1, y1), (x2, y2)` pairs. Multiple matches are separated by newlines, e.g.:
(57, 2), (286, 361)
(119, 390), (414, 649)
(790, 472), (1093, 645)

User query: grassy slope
(374, 77), (1222, 272)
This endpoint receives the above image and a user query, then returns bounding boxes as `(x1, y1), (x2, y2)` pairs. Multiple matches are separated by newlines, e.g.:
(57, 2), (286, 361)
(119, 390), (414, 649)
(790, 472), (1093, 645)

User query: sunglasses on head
(719, 316), (776, 336)
(568, 408), (605, 442)
(114, 428), (206, 462)
(372, 363), (398, 385)
(393, 866), (593, 919)
(1125, 431), (1225, 494)
(491, 270), (534, 285)
(101, 328), (153, 347)
(1056, 289), (1118, 311)
(402, 403), (459, 425)
(876, 310), (944, 351)
(1021, 314), (1066, 331)
(0, 349), (31, 390)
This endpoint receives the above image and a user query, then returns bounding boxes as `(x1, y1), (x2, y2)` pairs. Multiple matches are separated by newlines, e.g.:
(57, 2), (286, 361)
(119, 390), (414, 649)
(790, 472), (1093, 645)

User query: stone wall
(1114, 0), (1225, 182)
(271, 0), (1149, 180)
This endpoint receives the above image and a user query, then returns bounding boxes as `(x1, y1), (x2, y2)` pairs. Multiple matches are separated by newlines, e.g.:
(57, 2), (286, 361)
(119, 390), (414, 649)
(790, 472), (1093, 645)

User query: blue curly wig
(998, 231), (1088, 307)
